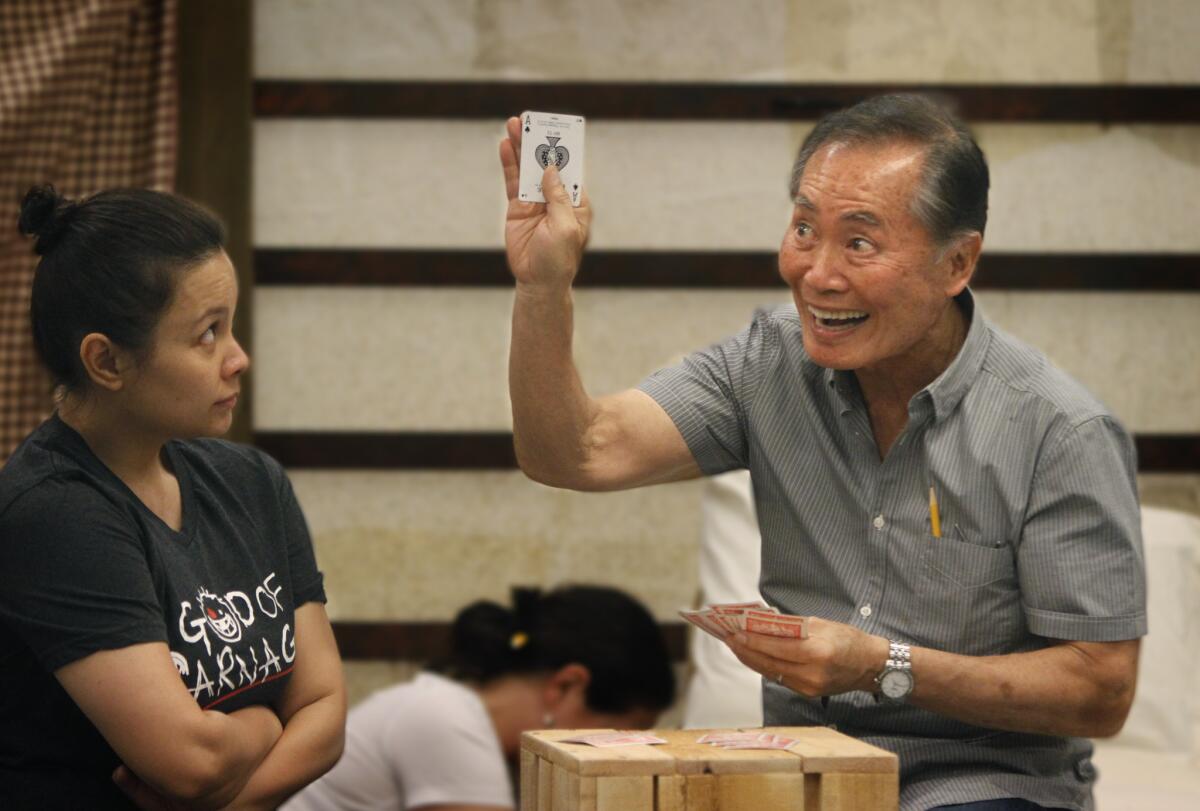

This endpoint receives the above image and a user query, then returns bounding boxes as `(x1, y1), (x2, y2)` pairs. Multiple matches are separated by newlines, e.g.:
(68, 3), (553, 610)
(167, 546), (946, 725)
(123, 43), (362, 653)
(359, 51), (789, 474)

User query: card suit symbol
(535, 137), (570, 170)
(524, 126), (530, 132)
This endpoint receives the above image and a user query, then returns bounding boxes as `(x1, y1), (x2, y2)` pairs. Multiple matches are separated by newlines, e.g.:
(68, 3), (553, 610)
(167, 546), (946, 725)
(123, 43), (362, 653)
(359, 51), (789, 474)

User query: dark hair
(17, 185), (226, 392)
(429, 585), (676, 714)
(789, 93), (989, 246)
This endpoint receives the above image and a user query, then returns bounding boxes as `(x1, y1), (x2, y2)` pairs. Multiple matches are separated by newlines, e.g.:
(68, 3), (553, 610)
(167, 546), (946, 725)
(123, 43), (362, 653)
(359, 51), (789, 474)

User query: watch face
(880, 668), (913, 699)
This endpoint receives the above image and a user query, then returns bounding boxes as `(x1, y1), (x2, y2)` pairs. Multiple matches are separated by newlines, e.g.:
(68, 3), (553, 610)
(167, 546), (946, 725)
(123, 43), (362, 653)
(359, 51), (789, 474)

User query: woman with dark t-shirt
(0, 186), (346, 809)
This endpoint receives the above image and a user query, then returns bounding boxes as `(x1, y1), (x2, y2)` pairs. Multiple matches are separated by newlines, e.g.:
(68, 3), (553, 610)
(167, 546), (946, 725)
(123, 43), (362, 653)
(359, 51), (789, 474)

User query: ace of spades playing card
(518, 111), (585, 207)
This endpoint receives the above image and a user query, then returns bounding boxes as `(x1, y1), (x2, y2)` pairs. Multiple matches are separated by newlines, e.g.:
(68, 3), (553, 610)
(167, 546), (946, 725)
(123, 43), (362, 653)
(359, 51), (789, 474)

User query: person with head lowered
(0, 186), (346, 809)
(284, 585), (675, 811)
(499, 95), (1145, 810)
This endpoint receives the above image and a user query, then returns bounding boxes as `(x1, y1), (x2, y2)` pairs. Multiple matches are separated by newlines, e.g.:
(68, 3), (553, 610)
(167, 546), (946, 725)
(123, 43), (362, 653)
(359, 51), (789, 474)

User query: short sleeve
(637, 307), (782, 475)
(386, 690), (513, 809)
(1017, 415), (1147, 641)
(264, 455), (325, 608)
(0, 479), (166, 671)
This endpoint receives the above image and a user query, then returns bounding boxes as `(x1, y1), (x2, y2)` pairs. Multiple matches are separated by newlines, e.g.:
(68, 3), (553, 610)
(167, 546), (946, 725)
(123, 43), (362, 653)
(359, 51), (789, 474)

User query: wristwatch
(875, 640), (914, 703)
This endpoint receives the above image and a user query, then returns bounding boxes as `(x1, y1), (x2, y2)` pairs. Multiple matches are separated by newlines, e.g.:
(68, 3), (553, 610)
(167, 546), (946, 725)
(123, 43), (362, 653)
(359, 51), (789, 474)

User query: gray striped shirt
(639, 290), (1146, 811)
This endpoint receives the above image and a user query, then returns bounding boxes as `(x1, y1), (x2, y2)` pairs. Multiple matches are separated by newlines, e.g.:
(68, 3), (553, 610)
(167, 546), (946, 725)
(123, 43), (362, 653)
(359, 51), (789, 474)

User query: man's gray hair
(789, 94), (989, 246)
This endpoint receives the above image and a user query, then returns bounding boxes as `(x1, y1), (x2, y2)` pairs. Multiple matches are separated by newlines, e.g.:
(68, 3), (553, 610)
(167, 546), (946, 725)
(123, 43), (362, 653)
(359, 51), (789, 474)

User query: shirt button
(872, 514), (885, 529)
(859, 604), (872, 618)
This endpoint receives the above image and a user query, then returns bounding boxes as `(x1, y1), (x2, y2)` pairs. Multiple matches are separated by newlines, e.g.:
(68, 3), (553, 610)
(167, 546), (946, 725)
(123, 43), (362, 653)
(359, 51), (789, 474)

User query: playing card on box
(721, 738), (797, 750)
(696, 732), (759, 744)
(518, 111), (585, 206)
(559, 731), (667, 747)
(695, 731), (797, 750)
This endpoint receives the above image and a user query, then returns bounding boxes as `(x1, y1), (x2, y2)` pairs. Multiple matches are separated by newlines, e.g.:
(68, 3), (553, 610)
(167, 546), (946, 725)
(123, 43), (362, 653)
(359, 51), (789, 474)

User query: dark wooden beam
(256, 431), (1199, 472)
(254, 249), (1200, 291)
(257, 249), (516, 287)
(177, 0), (253, 442)
(1134, 434), (1200, 474)
(255, 431), (517, 470)
(975, 254), (1200, 291)
(332, 621), (451, 662)
(254, 81), (1200, 123)
(333, 620), (688, 662)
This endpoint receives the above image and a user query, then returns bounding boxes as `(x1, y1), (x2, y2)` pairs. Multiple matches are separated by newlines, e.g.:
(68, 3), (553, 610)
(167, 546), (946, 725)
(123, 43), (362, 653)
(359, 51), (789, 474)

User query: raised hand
(499, 116), (592, 288)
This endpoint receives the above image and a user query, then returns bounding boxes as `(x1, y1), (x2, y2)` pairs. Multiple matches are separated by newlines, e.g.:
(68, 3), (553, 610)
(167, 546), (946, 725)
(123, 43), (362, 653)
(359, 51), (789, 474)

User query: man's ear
(942, 232), (983, 297)
(78, 333), (129, 392)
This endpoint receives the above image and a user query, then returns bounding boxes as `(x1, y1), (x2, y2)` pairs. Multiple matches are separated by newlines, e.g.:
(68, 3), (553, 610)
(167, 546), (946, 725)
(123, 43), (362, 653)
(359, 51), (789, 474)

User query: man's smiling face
(778, 140), (969, 376)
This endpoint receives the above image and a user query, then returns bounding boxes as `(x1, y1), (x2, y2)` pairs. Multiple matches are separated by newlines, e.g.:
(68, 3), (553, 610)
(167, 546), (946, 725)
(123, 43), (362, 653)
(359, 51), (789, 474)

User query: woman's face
(119, 251), (249, 439)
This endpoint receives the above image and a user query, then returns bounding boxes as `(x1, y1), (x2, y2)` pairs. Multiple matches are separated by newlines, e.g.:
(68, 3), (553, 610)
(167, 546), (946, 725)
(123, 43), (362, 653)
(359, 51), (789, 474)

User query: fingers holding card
(502, 111), (591, 287)
(519, 111), (585, 207)
(500, 116), (524, 200)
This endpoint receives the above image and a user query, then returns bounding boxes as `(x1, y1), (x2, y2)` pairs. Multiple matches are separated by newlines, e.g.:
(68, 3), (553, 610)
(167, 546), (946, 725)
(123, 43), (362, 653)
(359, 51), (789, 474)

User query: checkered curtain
(0, 0), (177, 462)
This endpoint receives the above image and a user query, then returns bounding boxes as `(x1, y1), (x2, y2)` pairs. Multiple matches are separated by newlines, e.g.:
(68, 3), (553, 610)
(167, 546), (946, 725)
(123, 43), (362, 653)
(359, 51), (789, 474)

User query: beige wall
(255, 0), (1200, 83)
(252, 0), (1200, 708)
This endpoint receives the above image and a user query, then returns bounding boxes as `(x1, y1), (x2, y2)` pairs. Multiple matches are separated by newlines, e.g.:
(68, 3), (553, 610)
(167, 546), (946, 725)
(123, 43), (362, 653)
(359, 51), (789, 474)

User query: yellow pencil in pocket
(929, 486), (942, 538)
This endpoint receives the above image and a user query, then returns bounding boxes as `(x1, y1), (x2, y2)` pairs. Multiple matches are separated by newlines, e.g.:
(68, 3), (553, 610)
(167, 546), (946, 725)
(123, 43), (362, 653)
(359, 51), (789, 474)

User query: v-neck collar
(49, 413), (196, 545)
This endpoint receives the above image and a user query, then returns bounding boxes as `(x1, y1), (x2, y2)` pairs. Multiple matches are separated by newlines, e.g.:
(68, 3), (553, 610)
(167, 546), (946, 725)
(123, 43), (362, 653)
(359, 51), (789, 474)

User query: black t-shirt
(0, 415), (326, 809)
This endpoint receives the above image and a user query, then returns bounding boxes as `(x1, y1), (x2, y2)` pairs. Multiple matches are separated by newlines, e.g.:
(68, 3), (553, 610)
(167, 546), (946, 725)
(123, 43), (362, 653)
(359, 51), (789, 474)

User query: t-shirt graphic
(173, 574), (296, 708)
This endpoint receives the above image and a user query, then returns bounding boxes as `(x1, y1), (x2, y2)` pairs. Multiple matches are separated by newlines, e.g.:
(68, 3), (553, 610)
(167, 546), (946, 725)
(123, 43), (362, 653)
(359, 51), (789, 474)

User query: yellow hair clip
(509, 631), (529, 650)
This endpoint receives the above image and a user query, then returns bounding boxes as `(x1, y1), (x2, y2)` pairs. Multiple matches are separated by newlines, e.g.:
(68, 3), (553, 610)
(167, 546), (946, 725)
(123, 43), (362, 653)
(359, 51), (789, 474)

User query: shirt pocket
(923, 526), (1016, 590)
(917, 529), (1023, 655)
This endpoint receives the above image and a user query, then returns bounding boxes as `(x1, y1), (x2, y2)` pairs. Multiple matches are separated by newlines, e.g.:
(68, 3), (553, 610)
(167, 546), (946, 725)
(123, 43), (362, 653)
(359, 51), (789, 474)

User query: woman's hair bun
(19, 185), (72, 254)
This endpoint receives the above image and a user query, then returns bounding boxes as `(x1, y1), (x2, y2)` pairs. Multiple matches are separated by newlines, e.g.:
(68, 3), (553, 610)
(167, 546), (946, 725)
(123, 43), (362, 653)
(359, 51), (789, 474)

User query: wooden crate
(520, 727), (898, 811)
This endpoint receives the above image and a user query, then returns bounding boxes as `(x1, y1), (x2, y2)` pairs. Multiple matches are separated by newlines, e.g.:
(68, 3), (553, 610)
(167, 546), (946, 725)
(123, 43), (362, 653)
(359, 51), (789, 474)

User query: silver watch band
(874, 640), (914, 704)
(887, 640), (912, 669)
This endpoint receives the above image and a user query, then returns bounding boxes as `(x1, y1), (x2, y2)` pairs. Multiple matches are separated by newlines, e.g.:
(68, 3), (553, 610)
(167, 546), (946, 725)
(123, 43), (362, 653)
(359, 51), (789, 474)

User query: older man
(499, 95), (1144, 811)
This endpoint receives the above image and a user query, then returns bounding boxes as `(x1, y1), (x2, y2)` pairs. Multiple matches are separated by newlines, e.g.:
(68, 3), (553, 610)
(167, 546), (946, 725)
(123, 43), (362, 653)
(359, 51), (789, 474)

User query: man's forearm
(509, 281), (598, 486)
(730, 625), (1138, 740)
(898, 640), (1139, 738)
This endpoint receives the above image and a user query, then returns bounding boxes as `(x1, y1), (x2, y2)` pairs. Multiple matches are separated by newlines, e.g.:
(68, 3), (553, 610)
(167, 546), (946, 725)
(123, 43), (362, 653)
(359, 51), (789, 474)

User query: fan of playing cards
(679, 601), (809, 640)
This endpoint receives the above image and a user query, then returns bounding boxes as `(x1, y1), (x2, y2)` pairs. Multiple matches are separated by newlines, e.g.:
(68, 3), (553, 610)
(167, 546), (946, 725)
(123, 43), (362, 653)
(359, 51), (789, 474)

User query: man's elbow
(517, 459), (628, 492)
(514, 441), (607, 491)
(515, 453), (569, 489)
(1086, 681), (1136, 738)
(1062, 639), (1140, 738)
(1077, 665), (1137, 738)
